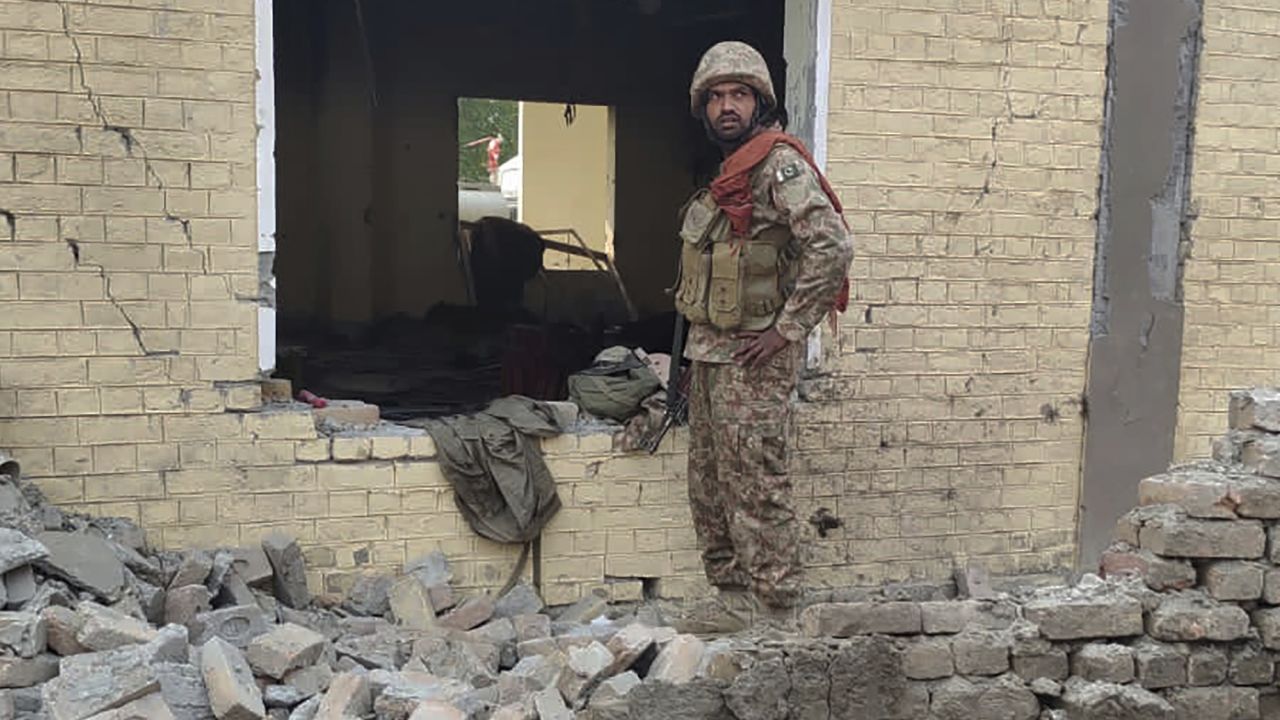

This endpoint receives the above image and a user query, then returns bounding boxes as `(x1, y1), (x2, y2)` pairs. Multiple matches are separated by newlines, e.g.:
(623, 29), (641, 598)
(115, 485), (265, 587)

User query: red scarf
(709, 130), (850, 315)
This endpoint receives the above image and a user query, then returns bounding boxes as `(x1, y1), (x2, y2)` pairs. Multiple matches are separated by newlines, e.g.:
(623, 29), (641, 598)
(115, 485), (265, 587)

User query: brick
(1148, 595), (1250, 642)
(1200, 560), (1265, 600)
(951, 631), (1008, 676)
(1011, 638), (1069, 682)
(1059, 678), (1175, 718)
(800, 602), (922, 637)
(903, 637), (953, 679)
(1023, 589), (1143, 640)
(315, 401), (379, 427)
(370, 436), (410, 460)
(1138, 511), (1265, 559)
(1186, 646), (1228, 687)
(1253, 607), (1280, 651)
(1165, 687), (1259, 720)
(1133, 639), (1186, 690)
(1071, 644), (1134, 684)
(318, 463), (394, 491)
(1229, 389), (1280, 432)
(331, 437), (372, 462)
(243, 411), (315, 440)
(1230, 644), (1274, 686)
(1241, 435), (1280, 478)
(1137, 471), (1236, 519)
(246, 623), (327, 681)
(1099, 545), (1197, 591)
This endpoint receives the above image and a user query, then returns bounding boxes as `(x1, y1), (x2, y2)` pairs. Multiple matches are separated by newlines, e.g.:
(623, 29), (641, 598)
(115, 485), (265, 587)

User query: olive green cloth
(422, 395), (567, 543)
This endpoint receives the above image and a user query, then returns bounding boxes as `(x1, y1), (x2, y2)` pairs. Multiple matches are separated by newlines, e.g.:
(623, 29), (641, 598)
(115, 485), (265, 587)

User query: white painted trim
(255, 0), (277, 373)
(814, 0), (832, 170)
(807, 0), (833, 370)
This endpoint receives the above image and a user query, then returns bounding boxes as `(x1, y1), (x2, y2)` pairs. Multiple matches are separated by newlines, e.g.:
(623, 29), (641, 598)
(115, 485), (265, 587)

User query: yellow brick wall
(0, 0), (263, 484)
(9, 0), (1261, 600)
(814, 0), (1108, 582)
(1174, 1), (1280, 460)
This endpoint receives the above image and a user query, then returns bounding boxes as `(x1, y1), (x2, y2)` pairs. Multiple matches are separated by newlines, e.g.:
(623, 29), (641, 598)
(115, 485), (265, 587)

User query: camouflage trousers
(686, 344), (802, 608)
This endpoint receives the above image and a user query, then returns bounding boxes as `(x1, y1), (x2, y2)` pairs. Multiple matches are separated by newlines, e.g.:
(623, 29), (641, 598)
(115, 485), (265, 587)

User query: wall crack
(65, 239), (175, 358)
(58, 0), (208, 276)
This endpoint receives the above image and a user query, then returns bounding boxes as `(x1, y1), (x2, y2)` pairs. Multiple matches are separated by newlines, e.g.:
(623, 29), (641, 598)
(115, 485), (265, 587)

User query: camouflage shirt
(684, 143), (853, 363)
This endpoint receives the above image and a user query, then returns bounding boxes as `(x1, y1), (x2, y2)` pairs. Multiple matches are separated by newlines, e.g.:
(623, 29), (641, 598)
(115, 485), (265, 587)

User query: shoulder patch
(775, 162), (802, 183)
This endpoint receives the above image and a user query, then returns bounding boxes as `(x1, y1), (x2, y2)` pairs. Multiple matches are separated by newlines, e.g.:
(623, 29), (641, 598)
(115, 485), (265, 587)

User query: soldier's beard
(704, 115), (759, 152)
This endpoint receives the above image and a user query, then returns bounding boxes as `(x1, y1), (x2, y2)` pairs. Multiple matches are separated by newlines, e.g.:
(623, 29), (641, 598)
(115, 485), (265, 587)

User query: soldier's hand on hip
(732, 328), (789, 369)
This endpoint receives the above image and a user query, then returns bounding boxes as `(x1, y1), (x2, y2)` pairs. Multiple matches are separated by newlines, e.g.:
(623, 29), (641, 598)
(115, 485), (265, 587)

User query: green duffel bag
(568, 346), (662, 421)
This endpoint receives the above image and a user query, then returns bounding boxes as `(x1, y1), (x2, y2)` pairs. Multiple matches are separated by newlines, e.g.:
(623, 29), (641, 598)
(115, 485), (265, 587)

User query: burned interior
(271, 0), (787, 423)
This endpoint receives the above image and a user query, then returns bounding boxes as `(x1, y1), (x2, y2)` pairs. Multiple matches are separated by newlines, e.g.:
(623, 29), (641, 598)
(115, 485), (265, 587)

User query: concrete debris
(647, 634), (703, 685)
(36, 531), (126, 602)
(80, 691), (177, 720)
(439, 595), (495, 631)
(0, 654), (57, 689)
(75, 601), (158, 651)
(342, 573), (393, 617)
(0, 530), (46, 576)
(229, 548), (274, 590)
(493, 583), (544, 620)
(313, 671), (370, 719)
(200, 637), (266, 720)
(555, 590), (608, 624)
(0, 613), (45, 659)
(190, 605), (272, 650)
(261, 534), (310, 611)
(388, 576), (437, 631)
(245, 624), (328, 681)
(43, 645), (163, 719)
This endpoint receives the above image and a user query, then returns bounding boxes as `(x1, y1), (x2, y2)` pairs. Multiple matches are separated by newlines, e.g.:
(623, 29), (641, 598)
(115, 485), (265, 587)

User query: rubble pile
(0, 459), (720, 719)
(11, 387), (1280, 718)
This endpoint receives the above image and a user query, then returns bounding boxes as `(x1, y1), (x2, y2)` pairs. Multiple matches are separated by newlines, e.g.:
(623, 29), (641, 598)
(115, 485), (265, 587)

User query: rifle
(645, 313), (689, 454)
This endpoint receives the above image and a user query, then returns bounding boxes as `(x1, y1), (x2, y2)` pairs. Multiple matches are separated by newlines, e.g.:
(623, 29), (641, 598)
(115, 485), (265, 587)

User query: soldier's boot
(667, 590), (753, 635)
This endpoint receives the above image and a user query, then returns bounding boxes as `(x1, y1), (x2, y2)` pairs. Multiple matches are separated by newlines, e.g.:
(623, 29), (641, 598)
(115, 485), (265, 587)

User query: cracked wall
(10, 0), (1275, 595)
(0, 0), (1112, 594)
(1078, 0), (1202, 571)
(823, 0), (1109, 583)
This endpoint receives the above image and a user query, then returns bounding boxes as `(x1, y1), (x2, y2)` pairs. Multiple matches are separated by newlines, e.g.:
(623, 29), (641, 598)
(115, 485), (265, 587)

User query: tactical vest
(672, 189), (794, 332)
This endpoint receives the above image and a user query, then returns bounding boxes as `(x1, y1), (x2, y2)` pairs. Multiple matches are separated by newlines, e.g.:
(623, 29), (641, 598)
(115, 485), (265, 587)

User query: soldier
(673, 41), (853, 614)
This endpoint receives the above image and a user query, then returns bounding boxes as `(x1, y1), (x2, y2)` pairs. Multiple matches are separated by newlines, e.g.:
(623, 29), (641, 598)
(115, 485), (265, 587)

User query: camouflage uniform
(680, 42), (854, 608)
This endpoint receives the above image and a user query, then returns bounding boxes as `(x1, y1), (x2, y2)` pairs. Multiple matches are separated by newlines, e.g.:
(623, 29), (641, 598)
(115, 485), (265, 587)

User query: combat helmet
(689, 41), (776, 117)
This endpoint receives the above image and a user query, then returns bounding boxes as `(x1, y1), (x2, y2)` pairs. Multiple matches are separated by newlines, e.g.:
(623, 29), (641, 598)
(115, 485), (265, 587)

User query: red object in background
(464, 135), (504, 184)
(487, 136), (502, 180)
(298, 390), (329, 408)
